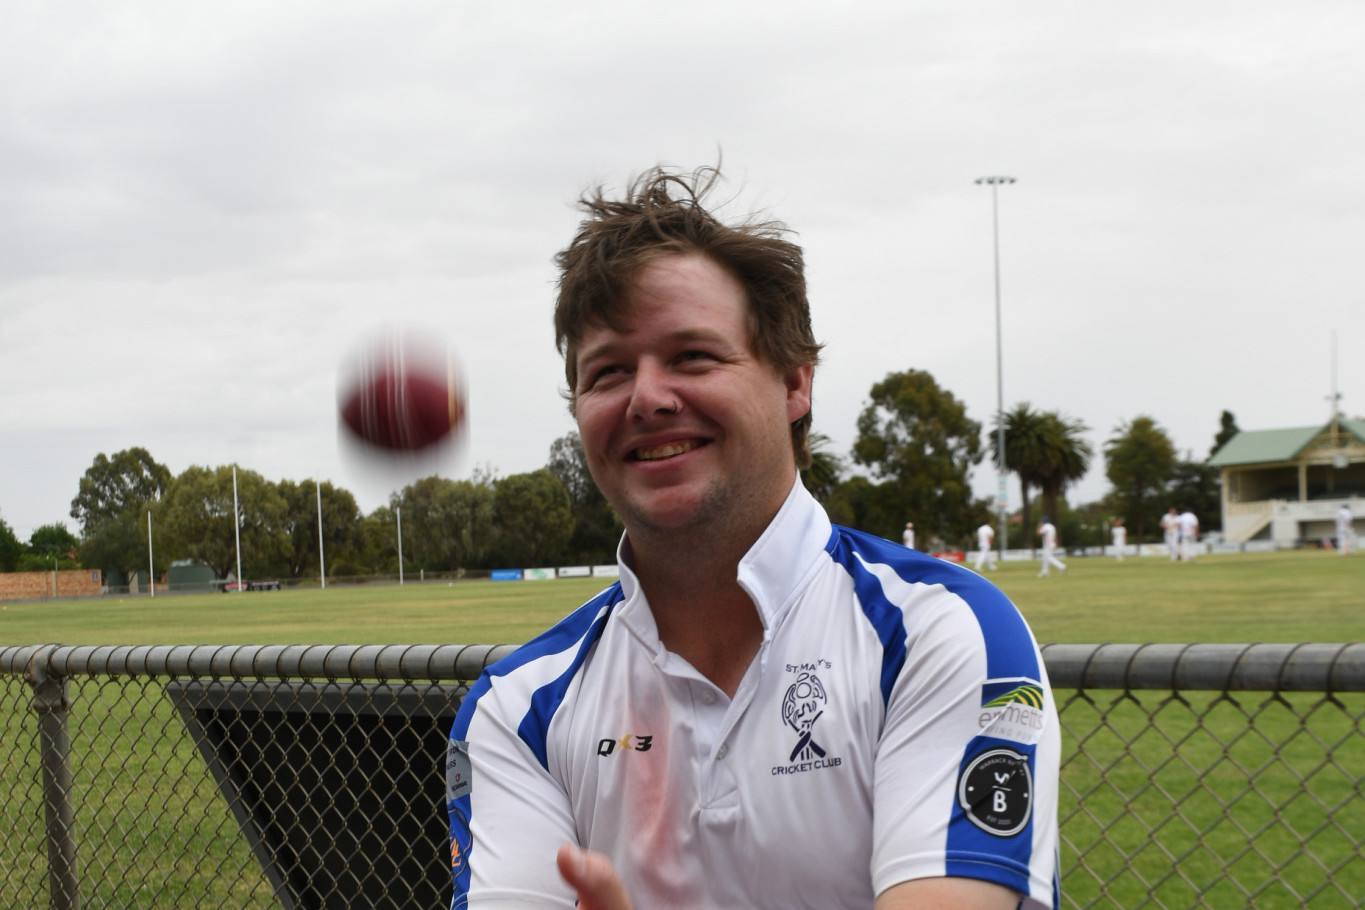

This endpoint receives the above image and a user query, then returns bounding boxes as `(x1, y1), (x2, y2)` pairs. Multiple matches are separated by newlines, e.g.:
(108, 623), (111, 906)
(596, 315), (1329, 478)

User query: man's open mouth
(632, 440), (702, 461)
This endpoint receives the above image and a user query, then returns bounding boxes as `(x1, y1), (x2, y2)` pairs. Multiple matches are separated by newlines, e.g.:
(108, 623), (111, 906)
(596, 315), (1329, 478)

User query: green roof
(1207, 419), (1365, 467)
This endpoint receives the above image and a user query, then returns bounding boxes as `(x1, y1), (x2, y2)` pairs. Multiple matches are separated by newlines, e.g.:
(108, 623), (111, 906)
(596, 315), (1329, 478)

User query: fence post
(26, 645), (80, 910)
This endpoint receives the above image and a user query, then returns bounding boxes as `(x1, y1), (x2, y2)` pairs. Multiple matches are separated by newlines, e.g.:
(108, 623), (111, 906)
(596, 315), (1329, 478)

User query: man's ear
(784, 364), (814, 423)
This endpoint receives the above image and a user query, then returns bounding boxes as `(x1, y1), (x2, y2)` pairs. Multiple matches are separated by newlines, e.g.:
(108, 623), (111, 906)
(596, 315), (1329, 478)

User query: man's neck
(626, 532), (764, 698)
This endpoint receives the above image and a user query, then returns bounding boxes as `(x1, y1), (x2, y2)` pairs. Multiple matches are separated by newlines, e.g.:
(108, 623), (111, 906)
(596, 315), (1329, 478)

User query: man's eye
(586, 365), (624, 388)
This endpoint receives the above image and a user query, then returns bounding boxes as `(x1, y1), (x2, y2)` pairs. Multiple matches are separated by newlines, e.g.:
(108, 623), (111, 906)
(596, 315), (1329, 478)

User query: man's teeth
(636, 441), (698, 461)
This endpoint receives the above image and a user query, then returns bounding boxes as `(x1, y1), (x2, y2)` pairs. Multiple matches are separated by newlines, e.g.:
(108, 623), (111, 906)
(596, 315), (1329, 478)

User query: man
(974, 521), (997, 571)
(901, 521), (915, 550)
(1178, 509), (1199, 562)
(1110, 518), (1126, 562)
(1160, 507), (1180, 562)
(1036, 516), (1066, 577)
(1335, 503), (1355, 555)
(447, 167), (1060, 910)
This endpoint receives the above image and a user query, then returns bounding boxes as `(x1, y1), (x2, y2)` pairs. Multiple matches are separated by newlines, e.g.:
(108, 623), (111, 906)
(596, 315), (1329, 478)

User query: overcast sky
(3, 1), (1363, 541)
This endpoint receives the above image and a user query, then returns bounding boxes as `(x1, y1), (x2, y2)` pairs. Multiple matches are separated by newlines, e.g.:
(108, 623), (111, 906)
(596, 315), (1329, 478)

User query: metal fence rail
(3, 643), (1362, 909)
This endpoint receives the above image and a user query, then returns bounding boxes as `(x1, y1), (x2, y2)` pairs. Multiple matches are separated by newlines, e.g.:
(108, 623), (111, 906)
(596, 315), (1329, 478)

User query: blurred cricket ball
(338, 330), (467, 453)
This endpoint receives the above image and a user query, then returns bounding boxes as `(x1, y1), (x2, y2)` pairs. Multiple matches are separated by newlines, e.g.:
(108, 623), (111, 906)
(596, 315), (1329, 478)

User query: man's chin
(619, 487), (719, 536)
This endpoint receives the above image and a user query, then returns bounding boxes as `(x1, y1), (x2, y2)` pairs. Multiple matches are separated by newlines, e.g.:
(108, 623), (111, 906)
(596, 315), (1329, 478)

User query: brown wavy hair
(553, 166), (823, 468)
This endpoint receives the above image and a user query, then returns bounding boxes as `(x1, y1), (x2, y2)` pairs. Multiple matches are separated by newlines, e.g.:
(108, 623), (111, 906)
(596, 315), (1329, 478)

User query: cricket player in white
(1036, 518), (1066, 577)
(1336, 503), (1355, 555)
(1110, 519), (1126, 561)
(447, 167), (1059, 910)
(1160, 508), (1179, 561)
(974, 522), (997, 571)
(1178, 510), (1199, 562)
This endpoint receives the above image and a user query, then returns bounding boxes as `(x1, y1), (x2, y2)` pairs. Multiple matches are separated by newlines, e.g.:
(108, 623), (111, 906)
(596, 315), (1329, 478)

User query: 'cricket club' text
(771, 756), (842, 775)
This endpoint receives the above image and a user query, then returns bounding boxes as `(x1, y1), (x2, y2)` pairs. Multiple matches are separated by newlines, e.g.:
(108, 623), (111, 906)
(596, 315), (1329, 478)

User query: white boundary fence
(3, 642), (1363, 909)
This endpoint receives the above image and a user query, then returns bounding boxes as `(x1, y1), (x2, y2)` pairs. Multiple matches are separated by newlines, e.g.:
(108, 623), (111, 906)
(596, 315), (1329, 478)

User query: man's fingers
(557, 844), (633, 910)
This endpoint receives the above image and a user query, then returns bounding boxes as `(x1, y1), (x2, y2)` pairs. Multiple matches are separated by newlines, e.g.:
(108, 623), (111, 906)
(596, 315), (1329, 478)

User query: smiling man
(446, 167), (1060, 910)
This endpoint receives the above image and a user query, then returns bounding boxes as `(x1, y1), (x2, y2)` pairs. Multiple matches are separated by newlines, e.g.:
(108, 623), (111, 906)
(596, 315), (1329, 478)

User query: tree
(79, 512), (152, 581)
(548, 432), (622, 565)
(825, 476), (892, 534)
(71, 448), (172, 532)
(1168, 457), (1222, 533)
(391, 476), (495, 572)
(851, 370), (983, 544)
(490, 470), (574, 568)
(990, 404), (1050, 553)
(1069, 498), (1116, 550)
(1104, 416), (1177, 542)
(800, 431), (844, 507)
(1034, 412), (1094, 530)
(20, 523), (82, 571)
(0, 514), (22, 572)
(547, 433), (596, 506)
(1210, 410), (1240, 459)
(70, 448), (172, 581)
(29, 523), (79, 559)
(157, 465), (289, 579)
(276, 480), (365, 579)
(358, 505), (402, 576)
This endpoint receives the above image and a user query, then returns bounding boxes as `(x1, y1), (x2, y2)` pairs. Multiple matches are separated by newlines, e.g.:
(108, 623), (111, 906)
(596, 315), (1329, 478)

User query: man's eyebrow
(577, 326), (733, 367)
(575, 337), (620, 370)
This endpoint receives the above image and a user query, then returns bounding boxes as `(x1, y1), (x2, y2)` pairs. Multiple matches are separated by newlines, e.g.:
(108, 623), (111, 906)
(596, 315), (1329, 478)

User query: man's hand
(557, 844), (633, 910)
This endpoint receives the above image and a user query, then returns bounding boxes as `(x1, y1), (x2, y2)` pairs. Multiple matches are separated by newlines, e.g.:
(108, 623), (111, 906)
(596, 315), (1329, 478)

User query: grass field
(3, 548), (1361, 647)
(3, 548), (1362, 908)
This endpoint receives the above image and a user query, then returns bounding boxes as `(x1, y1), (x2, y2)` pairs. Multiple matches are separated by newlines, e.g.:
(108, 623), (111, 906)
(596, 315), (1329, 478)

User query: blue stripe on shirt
(447, 583), (624, 906)
(831, 525), (1041, 685)
(516, 586), (622, 766)
(828, 526), (1045, 899)
(826, 527), (908, 706)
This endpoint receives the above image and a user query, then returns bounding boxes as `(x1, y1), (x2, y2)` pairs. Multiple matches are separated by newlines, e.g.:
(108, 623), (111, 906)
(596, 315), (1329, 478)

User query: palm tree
(800, 431), (844, 506)
(991, 404), (1051, 552)
(1035, 412), (1094, 527)
(992, 405), (1093, 552)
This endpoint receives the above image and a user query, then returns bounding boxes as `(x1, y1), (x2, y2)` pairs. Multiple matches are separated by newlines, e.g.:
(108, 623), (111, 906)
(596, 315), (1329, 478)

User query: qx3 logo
(596, 734), (653, 757)
(782, 671), (828, 762)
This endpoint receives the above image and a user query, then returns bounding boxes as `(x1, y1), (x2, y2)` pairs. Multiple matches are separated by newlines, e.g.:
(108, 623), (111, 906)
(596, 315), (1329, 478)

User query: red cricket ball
(337, 332), (466, 453)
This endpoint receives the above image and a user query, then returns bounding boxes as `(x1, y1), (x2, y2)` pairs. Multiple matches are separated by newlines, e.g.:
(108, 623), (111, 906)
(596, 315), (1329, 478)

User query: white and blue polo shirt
(448, 482), (1060, 909)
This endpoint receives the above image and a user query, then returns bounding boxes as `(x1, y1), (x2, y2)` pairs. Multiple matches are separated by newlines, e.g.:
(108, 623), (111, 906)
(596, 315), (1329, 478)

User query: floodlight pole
(232, 466), (243, 592)
(396, 506), (404, 586)
(316, 480), (326, 589)
(147, 510), (155, 599)
(976, 175), (1015, 562)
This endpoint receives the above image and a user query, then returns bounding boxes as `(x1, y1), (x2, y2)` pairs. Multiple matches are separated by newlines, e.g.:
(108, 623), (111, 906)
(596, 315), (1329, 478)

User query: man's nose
(627, 361), (679, 419)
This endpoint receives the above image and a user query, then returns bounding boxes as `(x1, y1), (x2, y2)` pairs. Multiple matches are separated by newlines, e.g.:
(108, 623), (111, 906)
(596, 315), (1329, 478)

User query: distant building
(168, 559), (218, 592)
(1208, 417), (1365, 546)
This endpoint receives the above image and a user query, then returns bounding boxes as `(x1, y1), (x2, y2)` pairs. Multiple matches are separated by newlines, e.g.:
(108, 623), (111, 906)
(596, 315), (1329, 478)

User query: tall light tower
(975, 175), (1015, 561)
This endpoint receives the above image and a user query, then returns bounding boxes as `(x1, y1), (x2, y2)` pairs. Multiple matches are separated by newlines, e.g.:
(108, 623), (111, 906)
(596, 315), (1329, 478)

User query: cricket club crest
(782, 671), (828, 762)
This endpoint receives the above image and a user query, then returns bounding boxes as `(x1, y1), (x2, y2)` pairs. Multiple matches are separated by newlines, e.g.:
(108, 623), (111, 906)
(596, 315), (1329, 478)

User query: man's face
(572, 253), (812, 542)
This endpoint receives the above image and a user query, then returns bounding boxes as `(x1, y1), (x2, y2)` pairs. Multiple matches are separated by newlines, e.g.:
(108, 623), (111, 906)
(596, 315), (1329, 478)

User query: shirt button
(699, 690), (717, 705)
(715, 744), (728, 760)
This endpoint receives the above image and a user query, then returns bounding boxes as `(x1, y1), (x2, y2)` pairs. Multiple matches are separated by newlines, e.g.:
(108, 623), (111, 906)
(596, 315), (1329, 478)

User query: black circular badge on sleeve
(957, 748), (1033, 836)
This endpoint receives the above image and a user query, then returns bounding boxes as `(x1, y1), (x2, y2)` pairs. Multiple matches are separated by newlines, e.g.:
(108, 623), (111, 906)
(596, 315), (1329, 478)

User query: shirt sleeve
(448, 675), (580, 910)
(871, 587), (1060, 909)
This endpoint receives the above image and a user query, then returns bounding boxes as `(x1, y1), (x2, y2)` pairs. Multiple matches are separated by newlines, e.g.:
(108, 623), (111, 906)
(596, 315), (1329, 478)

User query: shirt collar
(613, 479), (832, 642)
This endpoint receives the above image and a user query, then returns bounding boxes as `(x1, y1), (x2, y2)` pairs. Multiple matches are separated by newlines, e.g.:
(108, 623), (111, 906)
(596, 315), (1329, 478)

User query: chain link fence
(3, 643), (1362, 909)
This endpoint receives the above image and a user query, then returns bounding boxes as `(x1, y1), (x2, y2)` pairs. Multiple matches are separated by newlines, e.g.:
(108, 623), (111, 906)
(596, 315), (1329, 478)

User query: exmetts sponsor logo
(977, 682), (1046, 745)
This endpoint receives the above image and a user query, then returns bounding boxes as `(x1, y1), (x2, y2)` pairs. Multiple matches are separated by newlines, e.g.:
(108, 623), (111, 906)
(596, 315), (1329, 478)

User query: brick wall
(0, 569), (103, 600)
